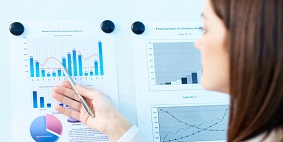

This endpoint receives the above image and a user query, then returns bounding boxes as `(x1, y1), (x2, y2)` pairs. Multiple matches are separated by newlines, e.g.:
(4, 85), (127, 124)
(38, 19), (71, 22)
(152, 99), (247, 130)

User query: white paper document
(9, 20), (119, 142)
(133, 22), (230, 142)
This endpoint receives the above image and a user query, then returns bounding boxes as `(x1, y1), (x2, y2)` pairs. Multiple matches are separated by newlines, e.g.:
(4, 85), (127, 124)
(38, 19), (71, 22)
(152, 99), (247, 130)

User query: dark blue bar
(192, 73), (198, 84)
(40, 97), (44, 108)
(78, 55), (83, 76)
(67, 53), (72, 76)
(30, 57), (34, 77)
(94, 61), (99, 76)
(181, 77), (188, 84)
(73, 49), (77, 76)
(165, 82), (171, 85)
(47, 103), (51, 108)
(58, 70), (62, 77)
(98, 41), (104, 75)
(59, 103), (64, 106)
(35, 62), (40, 77)
(62, 57), (66, 76)
(33, 91), (37, 108)
(41, 70), (45, 77)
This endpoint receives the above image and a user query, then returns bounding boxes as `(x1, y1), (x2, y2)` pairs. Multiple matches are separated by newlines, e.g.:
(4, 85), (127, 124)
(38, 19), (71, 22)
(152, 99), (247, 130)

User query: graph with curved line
(151, 104), (229, 142)
(26, 37), (104, 78)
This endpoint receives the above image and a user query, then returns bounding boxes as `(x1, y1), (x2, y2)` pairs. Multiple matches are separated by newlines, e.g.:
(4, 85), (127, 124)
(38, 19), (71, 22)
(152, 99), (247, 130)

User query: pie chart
(30, 114), (63, 142)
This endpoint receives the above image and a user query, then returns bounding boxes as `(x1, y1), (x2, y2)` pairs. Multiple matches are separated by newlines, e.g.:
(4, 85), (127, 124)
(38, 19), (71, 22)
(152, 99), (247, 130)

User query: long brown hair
(210, 0), (283, 141)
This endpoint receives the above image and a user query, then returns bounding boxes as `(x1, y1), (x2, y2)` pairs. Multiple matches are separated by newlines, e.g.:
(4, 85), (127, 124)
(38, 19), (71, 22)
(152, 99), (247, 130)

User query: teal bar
(94, 61), (99, 76)
(62, 57), (66, 76)
(78, 55), (83, 76)
(30, 57), (34, 77)
(41, 70), (45, 77)
(52, 72), (56, 77)
(58, 70), (62, 77)
(98, 41), (104, 75)
(67, 53), (72, 76)
(35, 62), (40, 77)
(73, 49), (77, 76)
(84, 72), (88, 76)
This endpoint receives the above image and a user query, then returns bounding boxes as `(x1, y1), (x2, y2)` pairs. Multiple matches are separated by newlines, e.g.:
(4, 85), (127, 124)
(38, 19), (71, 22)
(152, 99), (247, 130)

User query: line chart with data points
(151, 104), (229, 142)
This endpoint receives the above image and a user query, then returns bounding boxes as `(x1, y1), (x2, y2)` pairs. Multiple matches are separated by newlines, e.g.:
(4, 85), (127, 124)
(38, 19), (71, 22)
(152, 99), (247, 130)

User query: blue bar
(73, 49), (77, 76)
(67, 53), (72, 76)
(94, 61), (99, 76)
(47, 73), (51, 77)
(90, 71), (94, 76)
(98, 41), (104, 75)
(62, 57), (66, 76)
(78, 55), (83, 76)
(181, 77), (188, 84)
(35, 62), (40, 77)
(47, 103), (51, 108)
(84, 72), (88, 76)
(41, 70), (45, 77)
(33, 91), (38, 108)
(30, 57), (34, 77)
(40, 97), (44, 108)
(58, 70), (62, 77)
(192, 73), (198, 84)
(52, 72), (56, 77)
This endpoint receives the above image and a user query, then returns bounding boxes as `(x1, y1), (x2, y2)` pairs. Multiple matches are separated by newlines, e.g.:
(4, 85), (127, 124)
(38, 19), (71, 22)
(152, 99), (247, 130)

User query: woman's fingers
(52, 89), (82, 111)
(61, 81), (73, 89)
(53, 85), (80, 101)
(55, 105), (81, 121)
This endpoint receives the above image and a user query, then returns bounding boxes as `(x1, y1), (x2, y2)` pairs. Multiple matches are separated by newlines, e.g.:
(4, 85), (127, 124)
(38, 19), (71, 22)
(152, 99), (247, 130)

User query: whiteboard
(0, 0), (220, 141)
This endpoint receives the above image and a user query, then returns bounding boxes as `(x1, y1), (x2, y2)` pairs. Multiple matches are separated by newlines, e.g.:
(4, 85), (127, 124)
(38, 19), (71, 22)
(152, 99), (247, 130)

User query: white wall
(0, 0), (205, 141)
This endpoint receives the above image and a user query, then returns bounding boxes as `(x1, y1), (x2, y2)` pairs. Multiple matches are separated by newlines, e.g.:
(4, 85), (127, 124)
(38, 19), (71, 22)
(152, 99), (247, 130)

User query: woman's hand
(52, 81), (132, 142)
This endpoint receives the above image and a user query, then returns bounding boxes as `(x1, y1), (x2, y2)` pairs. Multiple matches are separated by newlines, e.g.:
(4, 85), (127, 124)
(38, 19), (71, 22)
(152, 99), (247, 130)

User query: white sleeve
(117, 125), (139, 142)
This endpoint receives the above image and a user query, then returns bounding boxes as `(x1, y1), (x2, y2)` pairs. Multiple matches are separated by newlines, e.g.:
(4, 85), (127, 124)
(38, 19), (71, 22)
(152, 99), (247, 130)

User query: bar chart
(32, 90), (52, 109)
(27, 37), (104, 78)
(147, 40), (202, 90)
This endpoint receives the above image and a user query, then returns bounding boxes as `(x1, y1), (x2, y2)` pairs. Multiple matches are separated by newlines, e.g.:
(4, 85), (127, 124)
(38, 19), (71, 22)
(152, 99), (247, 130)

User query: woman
(52, 0), (283, 141)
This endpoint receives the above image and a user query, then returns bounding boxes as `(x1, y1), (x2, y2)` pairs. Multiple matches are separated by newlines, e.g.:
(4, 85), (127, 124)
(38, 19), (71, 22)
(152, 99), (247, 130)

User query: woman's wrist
(105, 112), (133, 142)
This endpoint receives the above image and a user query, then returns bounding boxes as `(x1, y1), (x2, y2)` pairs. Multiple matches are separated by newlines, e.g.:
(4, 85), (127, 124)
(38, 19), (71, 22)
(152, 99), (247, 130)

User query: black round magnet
(131, 21), (145, 35)
(100, 20), (115, 33)
(10, 22), (25, 36)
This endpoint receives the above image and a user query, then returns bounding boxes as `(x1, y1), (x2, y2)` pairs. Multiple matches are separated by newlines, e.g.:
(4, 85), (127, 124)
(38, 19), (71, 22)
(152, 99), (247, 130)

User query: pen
(59, 62), (95, 118)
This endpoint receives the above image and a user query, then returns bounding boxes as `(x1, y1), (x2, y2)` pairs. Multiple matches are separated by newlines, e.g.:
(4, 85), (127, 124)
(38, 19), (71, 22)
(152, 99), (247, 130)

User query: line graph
(151, 104), (229, 142)
(25, 37), (104, 78)
(32, 51), (99, 67)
